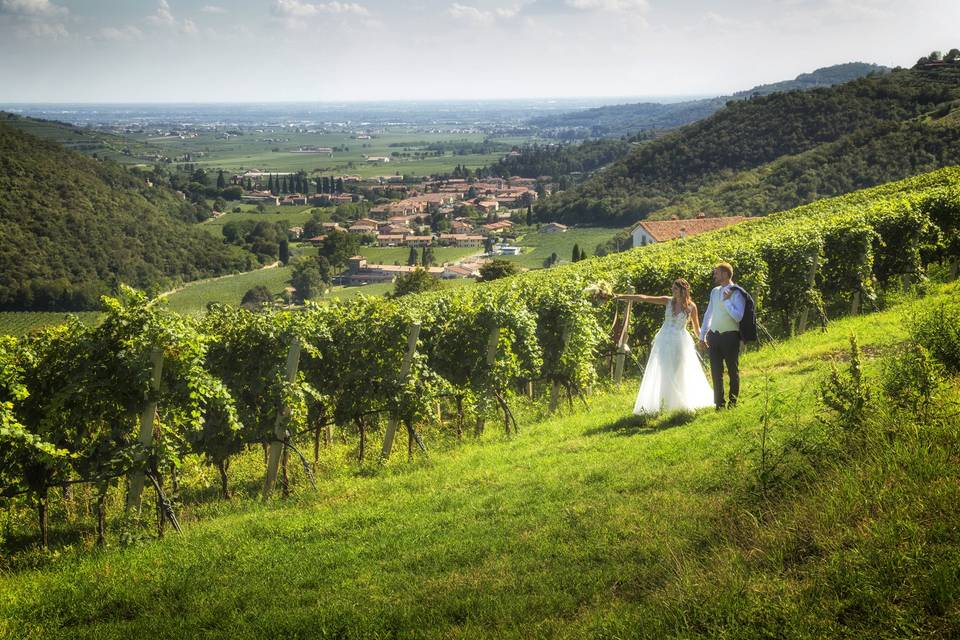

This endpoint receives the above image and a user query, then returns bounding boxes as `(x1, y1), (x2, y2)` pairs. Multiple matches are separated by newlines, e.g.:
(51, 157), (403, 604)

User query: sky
(0, 0), (956, 102)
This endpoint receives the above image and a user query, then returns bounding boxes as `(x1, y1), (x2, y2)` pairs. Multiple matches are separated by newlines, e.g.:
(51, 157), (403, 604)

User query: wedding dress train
(633, 302), (715, 414)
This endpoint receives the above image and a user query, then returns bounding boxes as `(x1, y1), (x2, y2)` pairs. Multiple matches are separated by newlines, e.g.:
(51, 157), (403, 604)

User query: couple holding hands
(612, 262), (755, 415)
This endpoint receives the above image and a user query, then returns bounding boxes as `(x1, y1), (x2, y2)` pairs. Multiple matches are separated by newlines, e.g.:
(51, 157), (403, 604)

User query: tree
(946, 49), (960, 62)
(336, 178), (344, 193)
(421, 245), (435, 266)
(929, 50), (943, 62)
(571, 243), (581, 262)
(279, 238), (290, 265)
(484, 237), (496, 253)
(240, 285), (274, 310)
(579, 247), (588, 261)
(407, 246), (418, 266)
(526, 205), (533, 226)
(317, 230), (360, 269)
(479, 259), (520, 282)
(390, 267), (441, 298)
(216, 170), (226, 189)
(290, 256), (325, 301)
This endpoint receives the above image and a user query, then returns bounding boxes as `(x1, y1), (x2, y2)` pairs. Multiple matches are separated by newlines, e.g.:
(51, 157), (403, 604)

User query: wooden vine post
(797, 252), (820, 334)
(613, 300), (633, 384)
(380, 322), (421, 460)
(548, 324), (571, 414)
(126, 348), (164, 512)
(850, 290), (861, 316)
(263, 337), (302, 499)
(476, 325), (500, 436)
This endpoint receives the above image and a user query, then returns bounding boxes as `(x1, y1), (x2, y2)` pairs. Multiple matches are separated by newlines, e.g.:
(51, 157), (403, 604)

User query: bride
(615, 278), (715, 415)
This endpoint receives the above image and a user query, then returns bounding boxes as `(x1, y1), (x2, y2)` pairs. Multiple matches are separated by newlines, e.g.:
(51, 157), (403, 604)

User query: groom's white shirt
(699, 283), (746, 341)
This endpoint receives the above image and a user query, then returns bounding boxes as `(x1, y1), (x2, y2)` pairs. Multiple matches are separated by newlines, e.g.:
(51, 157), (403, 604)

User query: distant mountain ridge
(534, 62), (960, 227)
(529, 62), (889, 138)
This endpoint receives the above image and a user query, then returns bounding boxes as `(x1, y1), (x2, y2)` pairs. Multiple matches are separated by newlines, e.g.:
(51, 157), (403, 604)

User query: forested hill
(535, 63), (960, 226)
(0, 122), (250, 311)
(528, 62), (887, 138)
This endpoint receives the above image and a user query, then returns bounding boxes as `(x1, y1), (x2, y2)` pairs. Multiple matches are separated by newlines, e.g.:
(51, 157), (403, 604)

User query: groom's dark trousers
(707, 330), (740, 408)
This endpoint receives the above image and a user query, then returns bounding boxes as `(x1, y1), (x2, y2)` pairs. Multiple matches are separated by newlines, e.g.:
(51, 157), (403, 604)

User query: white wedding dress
(633, 302), (715, 415)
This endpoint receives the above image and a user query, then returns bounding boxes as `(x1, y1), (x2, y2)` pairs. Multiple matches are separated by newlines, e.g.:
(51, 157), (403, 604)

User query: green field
(199, 205), (321, 236)
(138, 129), (525, 178)
(0, 311), (100, 337)
(163, 265), (294, 314)
(501, 226), (620, 269)
(2, 279), (957, 638)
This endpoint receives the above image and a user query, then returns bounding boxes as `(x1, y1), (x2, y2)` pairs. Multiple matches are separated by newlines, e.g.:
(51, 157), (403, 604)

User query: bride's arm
(689, 302), (702, 336)
(615, 294), (671, 305)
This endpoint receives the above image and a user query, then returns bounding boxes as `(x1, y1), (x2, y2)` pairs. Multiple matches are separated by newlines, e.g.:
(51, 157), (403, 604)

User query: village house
(442, 264), (479, 279)
(438, 233), (485, 248)
(337, 256), (445, 285)
(482, 220), (514, 234)
(630, 214), (748, 247)
(476, 200), (499, 213)
(540, 222), (568, 233)
(450, 220), (475, 234)
(241, 191), (280, 206)
(348, 220), (379, 235)
(288, 226), (304, 239)
(280, 194), (307, 206)
(405, 235), (433, 248)
(376, 234), (405, 247)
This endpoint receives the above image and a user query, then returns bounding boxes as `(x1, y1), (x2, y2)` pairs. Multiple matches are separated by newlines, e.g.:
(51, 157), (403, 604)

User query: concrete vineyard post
(263, 337), (302, 499)
(126, 348), (164, 513)
(381, 322), (421, 460)
(613, 301), (633, 384)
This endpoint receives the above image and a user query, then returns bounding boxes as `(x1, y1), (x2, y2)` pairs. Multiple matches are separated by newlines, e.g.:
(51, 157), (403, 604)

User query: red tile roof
(634, 216), (748, 242)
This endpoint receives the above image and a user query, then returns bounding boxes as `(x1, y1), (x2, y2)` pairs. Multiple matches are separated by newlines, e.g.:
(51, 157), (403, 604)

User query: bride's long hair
(672, 278), (692, 312)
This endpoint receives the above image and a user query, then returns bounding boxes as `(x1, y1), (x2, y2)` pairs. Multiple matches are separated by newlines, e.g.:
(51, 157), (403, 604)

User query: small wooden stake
(127, 348), (164, 512)
(381, 323), (421, 460)
(263, 338), (302, 499)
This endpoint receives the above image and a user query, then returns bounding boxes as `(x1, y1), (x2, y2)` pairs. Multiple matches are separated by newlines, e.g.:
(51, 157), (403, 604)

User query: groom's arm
(699, 295), (713, 343)
(722, 288), (746, 322)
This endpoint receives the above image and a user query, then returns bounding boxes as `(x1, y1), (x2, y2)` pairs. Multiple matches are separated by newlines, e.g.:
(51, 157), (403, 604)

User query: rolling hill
(528, 62), (888, 138)
(0, 122), (252, 311)
(535, 62), (960, 226)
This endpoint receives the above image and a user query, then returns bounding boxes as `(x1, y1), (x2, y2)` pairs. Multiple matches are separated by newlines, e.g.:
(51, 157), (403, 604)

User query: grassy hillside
(0, 122), (253, 311)
(536, 64), (960, 226)
(1, 278), (957, 638)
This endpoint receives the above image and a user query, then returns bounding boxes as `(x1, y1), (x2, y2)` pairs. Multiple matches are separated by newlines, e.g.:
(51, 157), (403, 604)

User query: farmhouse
(482, 220), (514, 234)
(540, 222), (568, 233)
(438, 233), (485, 247)
(337, 256), (445, 285)
(630, 215), (748, 247)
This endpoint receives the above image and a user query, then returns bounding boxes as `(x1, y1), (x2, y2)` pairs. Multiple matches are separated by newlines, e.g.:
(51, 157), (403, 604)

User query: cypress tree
(571, 243), (580, 262)
(407, 246), (418, 266)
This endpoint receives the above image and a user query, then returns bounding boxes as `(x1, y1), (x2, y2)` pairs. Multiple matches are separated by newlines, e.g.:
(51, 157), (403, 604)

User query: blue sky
(0, 0), (956, 102)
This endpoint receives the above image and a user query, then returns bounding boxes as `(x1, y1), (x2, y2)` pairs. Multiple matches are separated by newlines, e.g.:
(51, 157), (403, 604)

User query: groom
(699, 262), (746, 410)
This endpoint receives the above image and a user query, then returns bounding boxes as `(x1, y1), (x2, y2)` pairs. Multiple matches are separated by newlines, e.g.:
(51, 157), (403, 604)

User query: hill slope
(529, 62), (888, 138)
(535, 64), (960, 226)
(1, 279), (957, 638)
(0, 122), (251, 310)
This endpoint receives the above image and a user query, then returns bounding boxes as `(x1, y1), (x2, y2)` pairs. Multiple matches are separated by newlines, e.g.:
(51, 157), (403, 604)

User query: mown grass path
(2, 282), (958, 639)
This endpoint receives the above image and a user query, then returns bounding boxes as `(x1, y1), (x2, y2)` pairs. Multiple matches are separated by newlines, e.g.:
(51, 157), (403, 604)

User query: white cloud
(96, 25), (144, 41)
(182, 18), (198, 34)
(448, 3), (519, 26)
(0, 0), (67, 17)
(565, 0), (647, 11)
(201, 4), (226, 13)
(147, 0), (176, 26)
(270, 0), (370, 17)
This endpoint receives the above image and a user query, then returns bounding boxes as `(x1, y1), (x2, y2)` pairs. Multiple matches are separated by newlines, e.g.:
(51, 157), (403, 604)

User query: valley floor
(1, 281), (958, 639)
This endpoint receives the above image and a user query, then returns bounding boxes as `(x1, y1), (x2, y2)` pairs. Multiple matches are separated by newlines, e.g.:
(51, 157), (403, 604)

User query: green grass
(163, 265), (293, 314)
(198, 206), (320, 237)
(501, 226), (620, 269)
(2, 281), (958, 638)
